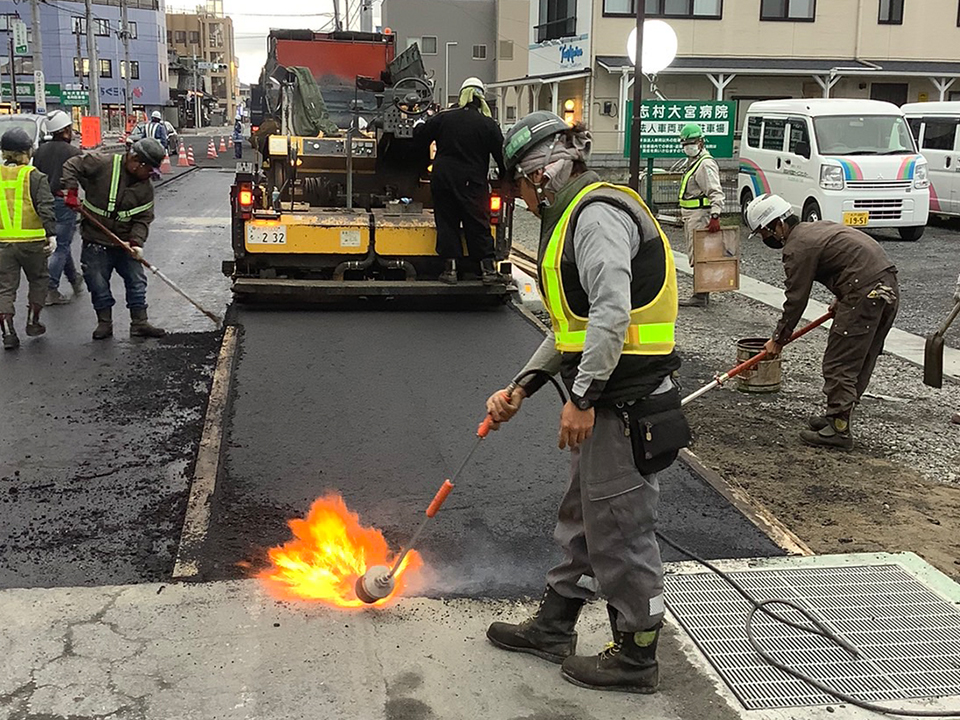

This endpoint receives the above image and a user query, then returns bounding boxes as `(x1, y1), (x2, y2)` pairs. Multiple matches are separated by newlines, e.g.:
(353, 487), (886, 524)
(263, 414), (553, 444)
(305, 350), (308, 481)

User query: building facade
(0, 0), (169, 127)
(493, 0), (960, 157)
(166, 1), (238, 124)
(382, 0), (497, 107)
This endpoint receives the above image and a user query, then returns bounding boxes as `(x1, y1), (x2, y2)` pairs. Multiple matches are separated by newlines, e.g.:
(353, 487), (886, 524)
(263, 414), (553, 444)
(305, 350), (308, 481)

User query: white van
(902, 102), (960, 218)
(738, 99), (930, 241)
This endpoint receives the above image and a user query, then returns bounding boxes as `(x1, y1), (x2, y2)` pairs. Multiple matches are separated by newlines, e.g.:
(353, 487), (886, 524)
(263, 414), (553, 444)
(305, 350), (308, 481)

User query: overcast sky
(224, 0), (382, 84)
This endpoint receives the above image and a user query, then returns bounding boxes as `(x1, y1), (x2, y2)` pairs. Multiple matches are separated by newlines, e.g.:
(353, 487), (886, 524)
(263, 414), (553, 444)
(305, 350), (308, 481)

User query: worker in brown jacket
(61, 139), (166, 340)
(745, 194), (898, 450)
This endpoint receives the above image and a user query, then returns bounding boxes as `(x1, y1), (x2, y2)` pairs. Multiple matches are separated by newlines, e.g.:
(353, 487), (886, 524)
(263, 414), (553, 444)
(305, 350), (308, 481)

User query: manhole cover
(665, 564), (960, 710)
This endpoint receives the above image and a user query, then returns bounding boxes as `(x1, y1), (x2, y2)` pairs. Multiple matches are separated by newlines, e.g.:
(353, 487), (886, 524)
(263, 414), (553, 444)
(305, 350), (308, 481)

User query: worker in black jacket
(414, 77), (505, 284)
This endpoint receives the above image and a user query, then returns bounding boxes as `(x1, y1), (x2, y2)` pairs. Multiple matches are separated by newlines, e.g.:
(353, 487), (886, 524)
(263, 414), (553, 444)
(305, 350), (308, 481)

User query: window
(0, 15), (17, 31)
(421, 35), (438, 54)
(760, 0), (816, 21)
(761, 118), (786, 150)
(127, 21), (137, 38)
(472, 44), (487, 60)
(506, 106), (517, 121)
(813, 115), (915, 155)
(72, 16), (87, 34)
(746, 116), (762, 148)
(99, 58), (112, 78)
(499, 40), (514, 60)
(536, 0), (576, 42)
(11, 55), (33, 75)
(95, 18), (110, 36)
(879, 0), (903, 23)
(788, 117), (810, 154)
(189, 30), (200, 45)
(921, 119), (958, 151)
(167, 30), (173, 44)
(121, 60), (140, 80)
(174, 30), (186, 44)
(73, 57), (90, 76)
(603, 0), (722, 17)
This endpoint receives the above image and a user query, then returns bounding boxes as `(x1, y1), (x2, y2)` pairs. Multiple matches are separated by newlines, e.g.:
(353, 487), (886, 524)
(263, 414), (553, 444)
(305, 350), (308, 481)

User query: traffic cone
(160, 152), (172, 174)
(219, 136), (227, 153)
(187, 146), (195, 166)
(177, 145), (189, 166)
(207, 138), (218, 159)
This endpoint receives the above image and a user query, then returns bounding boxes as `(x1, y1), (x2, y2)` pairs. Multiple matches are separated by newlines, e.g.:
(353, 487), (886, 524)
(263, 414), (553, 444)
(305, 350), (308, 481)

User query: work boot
(129, 309), (166, 338)
(25, 305), (45, 337)
(71, 276), (86, 296)
(800, 413), (853, 450)
(439, 259), (457, 285)
(807, 415), (829, 431)
(92, 308), (113, 341)
(561, 606), (660, 694)
(1, 314), (19, 350)
(45, 288), (70, 306)
(487, 585), (585, 664)
(678, 293), (709, 307)
(480, 258), (499, 285)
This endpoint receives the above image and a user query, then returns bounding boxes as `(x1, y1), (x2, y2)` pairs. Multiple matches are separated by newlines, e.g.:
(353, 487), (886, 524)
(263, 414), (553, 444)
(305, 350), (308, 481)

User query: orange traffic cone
(177, 146), (189, 167)
(187, 146), (195, 166)
(207, 138), (218, 159)
(219, 136), (227, 153)
(160, 152), (172, 174)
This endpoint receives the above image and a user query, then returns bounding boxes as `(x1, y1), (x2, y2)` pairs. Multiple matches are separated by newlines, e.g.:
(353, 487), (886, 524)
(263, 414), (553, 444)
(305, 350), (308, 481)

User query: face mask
(683, 144), (700, 157)
(761, 223), (785, 249)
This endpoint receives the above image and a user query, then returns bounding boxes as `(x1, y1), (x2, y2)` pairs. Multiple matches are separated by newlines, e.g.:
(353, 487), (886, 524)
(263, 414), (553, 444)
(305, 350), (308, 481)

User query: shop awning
(487, 69), (592, 90)
(596, 56), (960, 78)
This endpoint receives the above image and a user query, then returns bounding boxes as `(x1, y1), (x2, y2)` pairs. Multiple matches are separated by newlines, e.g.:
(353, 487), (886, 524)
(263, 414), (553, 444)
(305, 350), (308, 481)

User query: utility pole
(360, 0), (373, 32)
(193, 52), (201, 128)
(119, 0), (132, 122)
(29, 0), (44, 111)
(7, 36), (17, 114)
(332, 0), (341, 31)
(628, 0), (645, 190)
(85, 0), (101, 117)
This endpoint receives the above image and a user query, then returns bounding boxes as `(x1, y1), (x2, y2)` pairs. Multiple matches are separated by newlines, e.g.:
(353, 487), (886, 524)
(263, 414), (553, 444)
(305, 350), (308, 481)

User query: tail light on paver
(490, 193), (502, 225)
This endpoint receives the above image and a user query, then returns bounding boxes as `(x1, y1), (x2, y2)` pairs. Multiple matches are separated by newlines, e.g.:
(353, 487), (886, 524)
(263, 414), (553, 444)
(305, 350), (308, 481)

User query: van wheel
(740, 190), (754, 225)
(802, 201), (822, 222)
(897, 226), (924, 241)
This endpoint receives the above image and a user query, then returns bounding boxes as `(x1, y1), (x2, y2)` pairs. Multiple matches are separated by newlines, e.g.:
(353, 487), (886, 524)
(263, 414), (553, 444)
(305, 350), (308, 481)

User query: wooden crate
(693, 228), (740, 294)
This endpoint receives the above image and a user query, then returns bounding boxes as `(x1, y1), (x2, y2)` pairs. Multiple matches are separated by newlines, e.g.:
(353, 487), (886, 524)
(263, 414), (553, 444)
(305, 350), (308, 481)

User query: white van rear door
(919, 116), (959, 215)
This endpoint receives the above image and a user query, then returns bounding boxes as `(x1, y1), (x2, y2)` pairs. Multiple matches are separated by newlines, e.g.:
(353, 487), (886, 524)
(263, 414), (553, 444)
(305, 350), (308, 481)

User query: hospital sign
(625, 101), (737, 159)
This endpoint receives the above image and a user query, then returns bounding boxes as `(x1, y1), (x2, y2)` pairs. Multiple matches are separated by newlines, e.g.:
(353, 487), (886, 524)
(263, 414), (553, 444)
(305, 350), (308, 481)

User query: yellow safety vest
(678, 154), (711, 209)
(82, 154), (154, 222)
(0, 165), (45, 241)
(540, 182), (678, 355)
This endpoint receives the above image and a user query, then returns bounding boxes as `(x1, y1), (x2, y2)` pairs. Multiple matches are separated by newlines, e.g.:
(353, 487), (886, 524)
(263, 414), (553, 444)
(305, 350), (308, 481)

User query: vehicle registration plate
(843, 212), (869, 227)
(246, 224), (287, 245)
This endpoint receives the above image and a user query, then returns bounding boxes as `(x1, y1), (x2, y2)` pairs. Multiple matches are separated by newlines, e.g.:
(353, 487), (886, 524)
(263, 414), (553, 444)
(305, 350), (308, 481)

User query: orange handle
(426, 480), (455, 517)
(477, 391), (511, 438)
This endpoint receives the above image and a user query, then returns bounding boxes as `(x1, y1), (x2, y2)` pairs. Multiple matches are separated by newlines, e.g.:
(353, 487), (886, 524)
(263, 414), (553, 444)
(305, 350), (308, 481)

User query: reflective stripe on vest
(82, 154), (154, 222)
(0, 165), (46, 240)
(678, 154), (710, 209)
(540, 182), (678, 356)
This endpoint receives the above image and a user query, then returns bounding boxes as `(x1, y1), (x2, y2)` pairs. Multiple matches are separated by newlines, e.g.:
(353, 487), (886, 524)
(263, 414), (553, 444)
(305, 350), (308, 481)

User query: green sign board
(61, 89), (90, 107)
(1, 82), (61, 102)
(624, 100), (736, 159)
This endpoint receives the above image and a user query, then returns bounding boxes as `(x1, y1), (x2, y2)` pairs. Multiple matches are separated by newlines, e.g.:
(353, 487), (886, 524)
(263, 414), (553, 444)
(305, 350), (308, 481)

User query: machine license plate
(247, 224), (287, 245)
(843, 211), (869, 227)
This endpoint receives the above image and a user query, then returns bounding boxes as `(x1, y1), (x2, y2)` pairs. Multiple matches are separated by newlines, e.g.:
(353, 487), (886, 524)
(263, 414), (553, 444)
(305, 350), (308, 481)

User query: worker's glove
(707, 215), (721, 233)
(129, 244), (144, 261)
(44, 236), (56, 257)
(64, 188), (80, 211)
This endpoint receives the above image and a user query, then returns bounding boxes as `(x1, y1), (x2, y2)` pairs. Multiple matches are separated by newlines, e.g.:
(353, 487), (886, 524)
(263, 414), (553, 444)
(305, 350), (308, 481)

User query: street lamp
(626, 18), (678, 190)
(444, 41), (457, 109)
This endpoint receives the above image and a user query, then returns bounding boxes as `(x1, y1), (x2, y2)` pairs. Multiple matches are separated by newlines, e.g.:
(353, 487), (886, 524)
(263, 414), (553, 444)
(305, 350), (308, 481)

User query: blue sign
(559, 44), (584, 66)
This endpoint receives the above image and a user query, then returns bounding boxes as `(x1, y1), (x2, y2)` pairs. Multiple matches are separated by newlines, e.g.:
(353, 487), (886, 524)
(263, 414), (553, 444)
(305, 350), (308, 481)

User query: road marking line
(173, 325), (240, 579)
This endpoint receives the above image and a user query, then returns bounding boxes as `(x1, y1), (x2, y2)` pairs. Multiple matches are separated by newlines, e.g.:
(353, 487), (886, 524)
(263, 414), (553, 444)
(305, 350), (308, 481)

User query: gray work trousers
(0, 241), (48, 315)
(546, 407), (664, 633)
(680, 207), (711, 264)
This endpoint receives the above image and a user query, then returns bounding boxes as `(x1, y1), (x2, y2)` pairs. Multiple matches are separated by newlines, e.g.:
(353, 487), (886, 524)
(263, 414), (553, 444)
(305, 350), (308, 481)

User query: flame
(258, 494), (422, 608)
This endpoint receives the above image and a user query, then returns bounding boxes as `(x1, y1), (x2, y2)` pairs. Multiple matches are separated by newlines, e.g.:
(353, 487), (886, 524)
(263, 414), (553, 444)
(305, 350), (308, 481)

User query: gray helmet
(1, 127), (32, 152)
(503, 111), (569, 177)
(131, 137), (165, 168)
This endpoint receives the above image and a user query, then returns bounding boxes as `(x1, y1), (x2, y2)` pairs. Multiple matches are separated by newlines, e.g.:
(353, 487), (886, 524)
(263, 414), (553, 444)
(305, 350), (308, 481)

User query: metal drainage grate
(665, 564), (960, 710)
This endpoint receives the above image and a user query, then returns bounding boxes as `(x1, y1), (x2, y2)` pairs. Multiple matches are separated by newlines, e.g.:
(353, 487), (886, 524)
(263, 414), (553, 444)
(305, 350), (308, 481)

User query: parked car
(738, 99), (930, 241)
(0, 113), (47, 150)
(902, 101), (960, 219)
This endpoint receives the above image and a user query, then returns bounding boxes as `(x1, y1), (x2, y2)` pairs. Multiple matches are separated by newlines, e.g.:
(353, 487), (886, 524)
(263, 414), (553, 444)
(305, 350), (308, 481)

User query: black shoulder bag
(618, 386), (692, 475)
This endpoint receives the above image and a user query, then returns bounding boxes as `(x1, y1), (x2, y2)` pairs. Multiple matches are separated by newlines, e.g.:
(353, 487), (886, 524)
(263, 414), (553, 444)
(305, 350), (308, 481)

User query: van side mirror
(795, 141), (811, 159)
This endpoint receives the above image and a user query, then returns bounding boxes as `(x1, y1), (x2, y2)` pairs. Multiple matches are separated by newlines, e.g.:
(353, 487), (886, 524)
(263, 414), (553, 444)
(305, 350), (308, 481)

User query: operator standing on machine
(482, 112), (688, 694)
(677, 123), (724, 307)
(414, 77), (505, 285)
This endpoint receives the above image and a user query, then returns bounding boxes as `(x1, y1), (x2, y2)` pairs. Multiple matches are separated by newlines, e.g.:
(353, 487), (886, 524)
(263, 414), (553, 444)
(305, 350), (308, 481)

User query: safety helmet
(679, 123), (704, 143)
(46, 110), (72, 134)
(460, 77), (485, 94)
(503, 111), (570, 178)
(131, 137), (165, 168)
(151, 110), (162, 121)
(744, 193), (793, 237)
(1, 127), (33, 153)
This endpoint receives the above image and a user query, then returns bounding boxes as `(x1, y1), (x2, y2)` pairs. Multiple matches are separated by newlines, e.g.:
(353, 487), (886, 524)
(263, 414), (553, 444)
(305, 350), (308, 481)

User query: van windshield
(0, 118), (39, 142)
(813, 115), (916, 156)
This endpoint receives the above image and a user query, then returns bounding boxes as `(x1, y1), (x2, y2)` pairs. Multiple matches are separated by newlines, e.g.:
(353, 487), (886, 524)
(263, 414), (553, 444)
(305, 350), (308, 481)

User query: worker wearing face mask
(677, 123), (724, 307)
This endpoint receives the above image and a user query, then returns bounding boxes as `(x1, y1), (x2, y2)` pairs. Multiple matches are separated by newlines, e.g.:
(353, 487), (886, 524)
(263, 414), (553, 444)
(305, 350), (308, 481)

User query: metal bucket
(736, 337), (782, 393)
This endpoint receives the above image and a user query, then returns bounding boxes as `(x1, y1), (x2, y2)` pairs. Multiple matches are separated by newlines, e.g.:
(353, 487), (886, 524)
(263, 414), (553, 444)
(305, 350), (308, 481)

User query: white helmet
(45, 110), (72, 134)
(460, 77), (485, 94)
(745, 193), (793, 237)
(151, 110), (162, 121)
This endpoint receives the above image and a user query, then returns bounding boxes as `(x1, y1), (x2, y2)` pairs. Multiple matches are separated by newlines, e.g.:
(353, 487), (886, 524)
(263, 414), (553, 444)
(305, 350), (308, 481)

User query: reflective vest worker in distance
(81, 154), (155, 222)
(0, 165), (46, 242)
(678, 153), (711, 209)
(539, 182), (678, 356)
